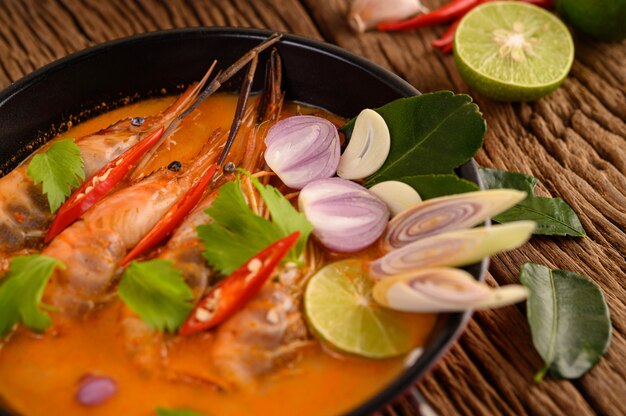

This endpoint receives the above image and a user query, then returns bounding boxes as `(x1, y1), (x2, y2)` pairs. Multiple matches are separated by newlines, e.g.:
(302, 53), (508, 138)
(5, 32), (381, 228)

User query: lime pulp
(304, 259), (417, 359)
(453, 1), (575, 102)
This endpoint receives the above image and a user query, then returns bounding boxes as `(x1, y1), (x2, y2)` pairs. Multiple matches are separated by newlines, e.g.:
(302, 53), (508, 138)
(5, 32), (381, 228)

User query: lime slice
(304, 259), (416, 358)
(454, 1), (574, 102)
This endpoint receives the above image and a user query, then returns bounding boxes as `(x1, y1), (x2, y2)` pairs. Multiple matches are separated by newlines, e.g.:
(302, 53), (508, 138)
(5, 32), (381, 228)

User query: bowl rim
(0, 27), (488, 416)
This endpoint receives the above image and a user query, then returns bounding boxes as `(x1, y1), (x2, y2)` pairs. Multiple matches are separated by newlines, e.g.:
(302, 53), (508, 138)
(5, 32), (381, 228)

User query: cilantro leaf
(156, 408), (205, 416)
(198, 181), (283, 275)
(27, 138), (85, 213)
(244, 172), (313, 262)
(118, 260), (194, 333)
(0, 255), (65, 337)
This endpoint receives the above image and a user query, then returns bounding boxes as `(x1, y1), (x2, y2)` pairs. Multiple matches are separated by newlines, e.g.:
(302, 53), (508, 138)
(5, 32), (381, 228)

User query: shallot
(264, 116), (340, 189)
(383, 190), (527, 251)
(299, 178), (389, 252)
(370, 221), (535, 278)
(76, 375), (117, 406)
(373, 267), (528, 312)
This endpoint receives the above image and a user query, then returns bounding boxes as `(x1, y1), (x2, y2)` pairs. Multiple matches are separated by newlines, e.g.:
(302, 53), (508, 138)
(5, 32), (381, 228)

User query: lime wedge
(304, 259), (416, 358)
(454, 1), (574, 101)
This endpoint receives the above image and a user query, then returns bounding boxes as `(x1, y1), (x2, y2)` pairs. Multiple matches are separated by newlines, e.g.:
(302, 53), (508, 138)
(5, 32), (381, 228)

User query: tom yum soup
(0, 35), (533, 415)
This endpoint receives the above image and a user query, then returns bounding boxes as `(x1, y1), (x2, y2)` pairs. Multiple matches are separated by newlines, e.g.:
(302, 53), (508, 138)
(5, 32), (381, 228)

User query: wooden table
(1, 1), (624, 414)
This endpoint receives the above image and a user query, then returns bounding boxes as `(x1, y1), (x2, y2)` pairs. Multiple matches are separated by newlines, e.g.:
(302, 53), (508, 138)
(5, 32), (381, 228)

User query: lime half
(304, 259), (416, 358)
(454, 1), (574, 101)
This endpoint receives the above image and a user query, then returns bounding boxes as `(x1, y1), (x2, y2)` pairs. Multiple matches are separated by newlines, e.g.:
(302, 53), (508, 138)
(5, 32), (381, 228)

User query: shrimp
(0, 33), (283, 259)
(0, 73), (211, 257)
(120, 50), (312, 388)
(43, 130), (223, 316)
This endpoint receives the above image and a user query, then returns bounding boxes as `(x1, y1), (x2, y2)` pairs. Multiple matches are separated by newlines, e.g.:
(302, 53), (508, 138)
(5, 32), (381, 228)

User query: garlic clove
(348, 0), (428, 33)
(337, 109), (390, 180)
(369, 181), (422, 216)
(373, 267), (528, 312)
(370, 221), (536, 278)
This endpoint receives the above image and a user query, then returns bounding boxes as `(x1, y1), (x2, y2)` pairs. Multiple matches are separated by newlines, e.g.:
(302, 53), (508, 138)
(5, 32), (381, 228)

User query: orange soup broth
(0, 94), (437, 415)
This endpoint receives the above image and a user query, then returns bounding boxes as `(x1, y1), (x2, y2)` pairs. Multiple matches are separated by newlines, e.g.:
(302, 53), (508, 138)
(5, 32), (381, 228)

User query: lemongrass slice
(337, 109), (390, 180)
(373, 267), (528, 312)
(370, 221), (536, 278)
(369, 181), (422, 217)
(383, 190), (527, 252)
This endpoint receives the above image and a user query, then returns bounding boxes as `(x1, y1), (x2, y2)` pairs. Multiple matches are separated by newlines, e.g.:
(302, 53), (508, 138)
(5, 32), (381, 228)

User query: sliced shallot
(299, 178), (389, 253)
(372, 267), (528, 312)
(76, 375), (117, 406)
(383, 190), (527, 251)
(370, 221), (535, 278)
(264, 116), (340, 189)
(337, 109), (390, 180)
(369, 181), (422, 216)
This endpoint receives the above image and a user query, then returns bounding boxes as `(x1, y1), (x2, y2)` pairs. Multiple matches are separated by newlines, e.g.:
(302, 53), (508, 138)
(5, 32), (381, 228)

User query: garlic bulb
(372, 267), (528, 312)
(337, 109), (390, 180)
(369, 181), (422, 216)
(348, 0), (427, 33)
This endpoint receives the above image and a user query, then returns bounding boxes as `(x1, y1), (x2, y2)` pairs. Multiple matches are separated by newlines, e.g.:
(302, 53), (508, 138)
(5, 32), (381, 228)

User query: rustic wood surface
(0, 0), (624, 415)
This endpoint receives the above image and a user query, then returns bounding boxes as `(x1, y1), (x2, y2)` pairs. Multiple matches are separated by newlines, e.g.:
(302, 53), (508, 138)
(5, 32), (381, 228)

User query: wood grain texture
(0, 0), (625, 415)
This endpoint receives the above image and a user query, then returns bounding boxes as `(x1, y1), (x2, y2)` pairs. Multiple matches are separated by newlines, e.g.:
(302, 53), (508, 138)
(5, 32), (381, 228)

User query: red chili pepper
(431, 16), (463, 50)
(179, 231), (300, 335)
(44, 127), (165, 242)
(377, 0), (480, 32)
(118, 163), (218, 267)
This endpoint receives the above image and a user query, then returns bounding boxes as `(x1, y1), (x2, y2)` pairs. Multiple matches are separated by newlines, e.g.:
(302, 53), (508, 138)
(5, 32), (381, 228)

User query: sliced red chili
(44, 127), (165, 242)
(118, 163), (217, 267)
(179, 231), (300, 335)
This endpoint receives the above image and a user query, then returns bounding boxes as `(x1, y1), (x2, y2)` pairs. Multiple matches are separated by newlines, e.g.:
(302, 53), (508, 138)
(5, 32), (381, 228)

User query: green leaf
(0, 255), (65, 337)
(397, 174), (479, 200)
(479, 167), (537, 193)
(342, 92), (485, 186)
(26, 139), (85, 213)
(520, 263), (611, 382)
(242, 171), (313, 261)
(198, 181), (283, 275)
(156, 408), (205, 416)
(479, 168), (585, 237)
(494, 197), (586, 236)
(118, 260), (194, 333)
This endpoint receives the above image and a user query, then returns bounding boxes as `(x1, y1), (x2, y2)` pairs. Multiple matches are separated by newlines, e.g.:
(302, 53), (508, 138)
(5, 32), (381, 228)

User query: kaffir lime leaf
(454, 1), (574, 102)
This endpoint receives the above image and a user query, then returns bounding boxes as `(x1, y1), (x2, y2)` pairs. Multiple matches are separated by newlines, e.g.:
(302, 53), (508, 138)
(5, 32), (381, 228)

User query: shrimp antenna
(218, 54), (259, 166)
(164, 33), (283, 139)
(131, 33), (283, 180)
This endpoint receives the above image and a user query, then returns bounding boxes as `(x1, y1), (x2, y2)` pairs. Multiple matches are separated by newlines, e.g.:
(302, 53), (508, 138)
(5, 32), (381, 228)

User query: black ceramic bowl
(0, 27), (487, 415)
